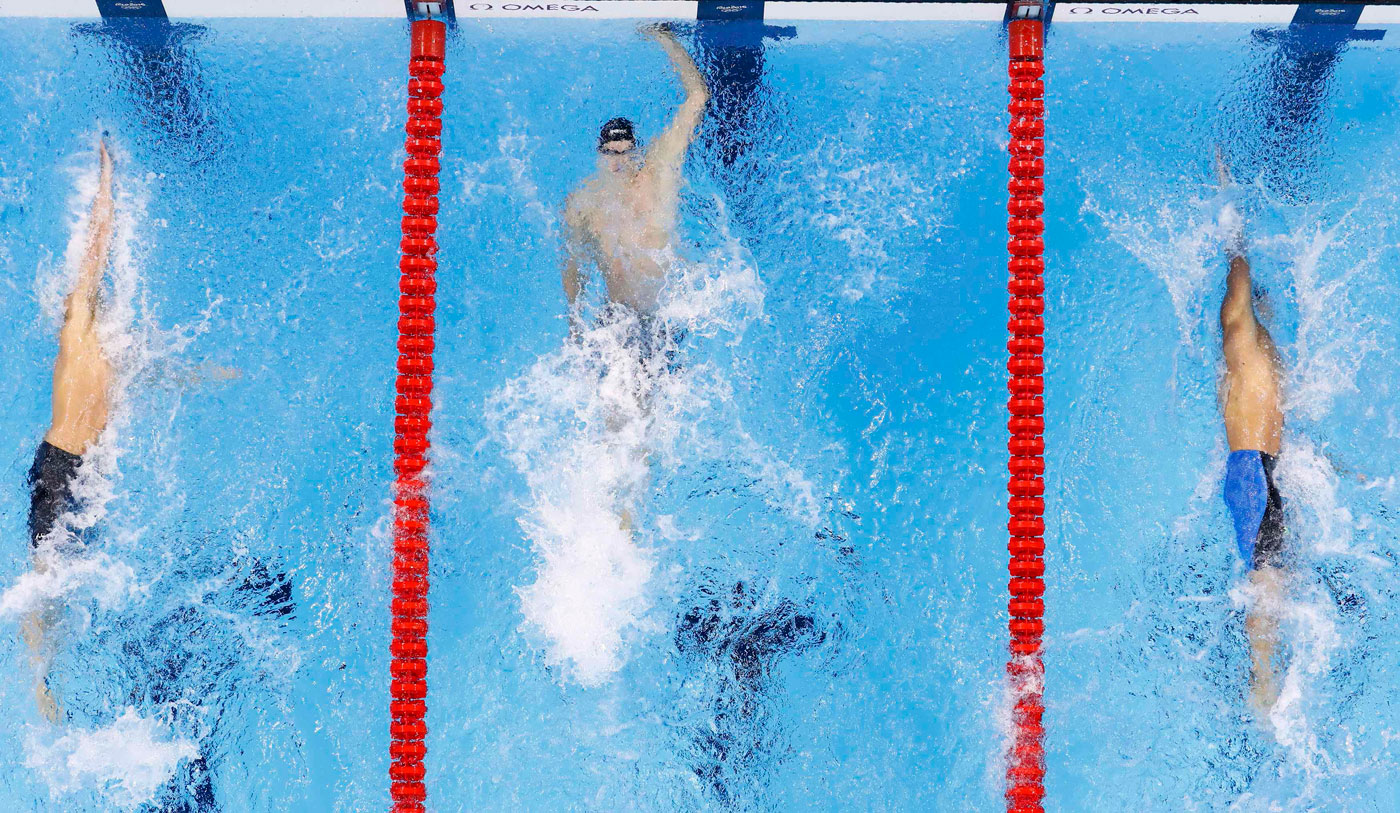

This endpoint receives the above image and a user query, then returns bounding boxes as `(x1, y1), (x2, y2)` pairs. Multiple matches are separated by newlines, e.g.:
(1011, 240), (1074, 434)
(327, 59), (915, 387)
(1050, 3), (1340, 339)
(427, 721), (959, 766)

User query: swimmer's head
(597, 117), (642, 174)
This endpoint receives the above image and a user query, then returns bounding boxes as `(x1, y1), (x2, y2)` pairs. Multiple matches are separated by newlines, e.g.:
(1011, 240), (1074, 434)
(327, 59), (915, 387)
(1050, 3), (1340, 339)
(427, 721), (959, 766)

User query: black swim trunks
(597, 303), (686, 377)
(1223, 450), (1286, 569)
(28, 441), (83, 549)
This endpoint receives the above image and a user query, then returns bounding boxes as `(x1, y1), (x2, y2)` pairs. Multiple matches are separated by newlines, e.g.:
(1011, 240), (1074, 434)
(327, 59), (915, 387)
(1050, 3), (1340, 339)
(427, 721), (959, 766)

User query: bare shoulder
(567, 178), (601, 210)
(563, 187), (598, 239)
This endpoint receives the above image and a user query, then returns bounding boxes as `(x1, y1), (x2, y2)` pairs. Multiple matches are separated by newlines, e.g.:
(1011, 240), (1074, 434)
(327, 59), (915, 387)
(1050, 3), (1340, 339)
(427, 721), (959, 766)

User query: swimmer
(1215, 157), (1287, 716)
(22, 140), (116, 722)
(561, 23), (709, 359)
(675, 582), (825, 805)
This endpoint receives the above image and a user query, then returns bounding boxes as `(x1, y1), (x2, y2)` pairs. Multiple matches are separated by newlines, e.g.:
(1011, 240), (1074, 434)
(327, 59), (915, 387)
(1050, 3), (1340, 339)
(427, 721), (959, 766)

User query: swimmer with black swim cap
(1215, 153), (1288, 718)
(597, 117), (638, 153)
(559, 24), (709, 540)
(562, 24), (709, 327)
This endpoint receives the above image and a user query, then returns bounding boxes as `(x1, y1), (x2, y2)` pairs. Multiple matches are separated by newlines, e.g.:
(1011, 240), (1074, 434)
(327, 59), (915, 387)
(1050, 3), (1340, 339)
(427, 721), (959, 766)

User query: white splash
(458, 125), (558, 238)
(1267, 588), (1342, 785)
(9, 137), (151, 615)
(493, 312), (668, 686)
(489, 228), (766, 686)
(802, 141), (940, 303)
(1277, 441), (1372, 563)
(25, 708), (198, 809)
(1081, 185), (1224, 348)
(1112, 157), (1387, 797)
(1272, 216), (1377, 423)
(0, 551), (137, 618)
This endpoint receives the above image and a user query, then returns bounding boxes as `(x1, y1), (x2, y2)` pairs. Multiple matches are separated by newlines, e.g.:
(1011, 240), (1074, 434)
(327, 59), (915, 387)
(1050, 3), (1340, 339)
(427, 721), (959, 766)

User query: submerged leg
(1245, 565), (1285, 716)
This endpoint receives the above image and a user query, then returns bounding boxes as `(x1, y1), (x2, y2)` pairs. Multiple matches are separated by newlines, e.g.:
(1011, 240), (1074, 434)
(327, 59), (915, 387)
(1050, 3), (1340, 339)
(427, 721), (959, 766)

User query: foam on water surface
(0, 17), (1396, 812)
(489, 226), (768, 685)
(25, 709), (197, 809)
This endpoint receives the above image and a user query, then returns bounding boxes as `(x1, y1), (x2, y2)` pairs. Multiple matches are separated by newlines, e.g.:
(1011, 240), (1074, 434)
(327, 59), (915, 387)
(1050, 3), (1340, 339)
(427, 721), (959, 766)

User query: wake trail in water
(3, 140), (198, 809)
(1102, 169), (1390, 800)
(24, 708), (198, 809)
(488, 210), (767, 687)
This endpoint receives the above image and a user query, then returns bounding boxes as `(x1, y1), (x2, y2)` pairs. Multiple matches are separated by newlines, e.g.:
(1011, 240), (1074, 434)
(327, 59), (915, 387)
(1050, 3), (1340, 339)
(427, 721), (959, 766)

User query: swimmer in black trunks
(559, 26), (707, 534)
(22, 141), (116, 721)
(1216, 160), (1287, 716)
(594, 302), (687, 380)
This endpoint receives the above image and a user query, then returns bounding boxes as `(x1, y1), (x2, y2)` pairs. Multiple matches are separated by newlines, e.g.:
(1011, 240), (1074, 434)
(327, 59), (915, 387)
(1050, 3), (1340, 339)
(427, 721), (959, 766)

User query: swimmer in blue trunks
(1216, 173), (1287, 715)
(23, 141), (116, 721)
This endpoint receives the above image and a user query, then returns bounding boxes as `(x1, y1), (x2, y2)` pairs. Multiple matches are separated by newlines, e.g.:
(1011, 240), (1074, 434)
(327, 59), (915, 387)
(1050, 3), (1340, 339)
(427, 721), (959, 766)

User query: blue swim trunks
(1223, 450), (1286, 569)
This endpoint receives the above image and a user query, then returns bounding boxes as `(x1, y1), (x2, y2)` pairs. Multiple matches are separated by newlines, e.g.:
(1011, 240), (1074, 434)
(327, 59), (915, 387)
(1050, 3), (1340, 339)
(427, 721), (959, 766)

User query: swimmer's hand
(640, 21), (676, 41)
(1214, 147), (1246, 260)
(1214, 146), (1232, 190)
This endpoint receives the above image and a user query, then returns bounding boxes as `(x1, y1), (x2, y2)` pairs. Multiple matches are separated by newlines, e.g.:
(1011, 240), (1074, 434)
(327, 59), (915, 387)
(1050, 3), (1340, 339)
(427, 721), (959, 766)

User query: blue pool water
(0, 15), (1398, 812)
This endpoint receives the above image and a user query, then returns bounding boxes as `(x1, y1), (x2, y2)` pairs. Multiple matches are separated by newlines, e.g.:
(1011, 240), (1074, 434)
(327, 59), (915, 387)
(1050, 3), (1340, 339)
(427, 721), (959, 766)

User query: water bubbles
(488, 235), (765, 686)
(24, 708), (197, 809)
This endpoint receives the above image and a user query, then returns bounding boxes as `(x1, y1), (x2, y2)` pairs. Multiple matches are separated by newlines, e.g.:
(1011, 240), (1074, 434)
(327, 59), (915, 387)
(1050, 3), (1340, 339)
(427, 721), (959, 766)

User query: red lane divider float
(1005, 12), (1047, 813)
(390, 18), (445, 813)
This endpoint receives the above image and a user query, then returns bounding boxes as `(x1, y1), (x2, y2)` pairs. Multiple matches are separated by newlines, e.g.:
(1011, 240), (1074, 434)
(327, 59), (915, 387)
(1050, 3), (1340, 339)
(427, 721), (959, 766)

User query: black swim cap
(598, 117), (636, 150)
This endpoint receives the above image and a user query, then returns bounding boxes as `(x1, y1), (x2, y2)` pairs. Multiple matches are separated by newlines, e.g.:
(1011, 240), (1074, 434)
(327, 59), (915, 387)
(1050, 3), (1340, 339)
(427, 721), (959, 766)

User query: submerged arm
(562, 198), (588, 334)
(66, 142), (115, 336)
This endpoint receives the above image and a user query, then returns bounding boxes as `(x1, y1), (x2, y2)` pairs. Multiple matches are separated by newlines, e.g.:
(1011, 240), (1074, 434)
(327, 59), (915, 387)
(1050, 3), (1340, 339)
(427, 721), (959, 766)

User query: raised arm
(639, 26), (709, 188)
(65, 142), (115, 337)
(46, 140), (115, 455)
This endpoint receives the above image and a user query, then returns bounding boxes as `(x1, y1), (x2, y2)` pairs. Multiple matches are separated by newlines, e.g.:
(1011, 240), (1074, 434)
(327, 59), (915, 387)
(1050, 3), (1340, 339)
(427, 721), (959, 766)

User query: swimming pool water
(0, 15), (1397, 812)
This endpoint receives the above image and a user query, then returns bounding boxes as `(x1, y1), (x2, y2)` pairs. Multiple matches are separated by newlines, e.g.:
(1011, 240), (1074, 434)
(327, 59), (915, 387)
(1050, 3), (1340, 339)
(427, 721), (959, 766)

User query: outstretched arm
(25, 140), (117, 723)
(639, 26), (709, 190)
(1216, 151), (1282, 455)
(46, 141), (114, 455)
(1216, 152), (1260, 359)
(1220, 255), (1258, 347)
(67, 142), (114, 336)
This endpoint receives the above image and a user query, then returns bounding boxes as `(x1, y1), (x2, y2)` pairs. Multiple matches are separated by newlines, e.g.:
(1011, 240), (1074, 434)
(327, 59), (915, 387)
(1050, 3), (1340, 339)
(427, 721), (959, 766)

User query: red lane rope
(389, 18), (445, 813)
(1005, 14), (1046, 813)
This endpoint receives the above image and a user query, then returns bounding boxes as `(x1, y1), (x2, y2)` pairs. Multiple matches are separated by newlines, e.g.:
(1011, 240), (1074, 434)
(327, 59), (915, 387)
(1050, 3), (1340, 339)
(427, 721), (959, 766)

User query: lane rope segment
(389, 17), (445, 813)
(1005, 8), (1047, 813)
